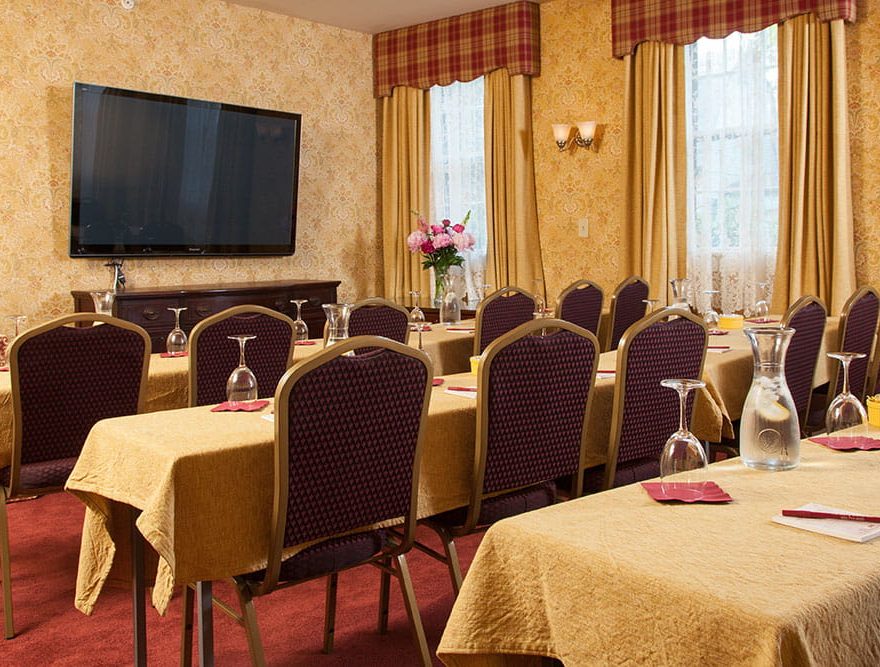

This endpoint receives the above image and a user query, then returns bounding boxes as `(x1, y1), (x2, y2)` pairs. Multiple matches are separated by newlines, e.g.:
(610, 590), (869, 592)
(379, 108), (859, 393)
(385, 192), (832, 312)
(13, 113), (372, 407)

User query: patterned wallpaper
(534, 0), (880, 308)
(0, 0), (378, 325)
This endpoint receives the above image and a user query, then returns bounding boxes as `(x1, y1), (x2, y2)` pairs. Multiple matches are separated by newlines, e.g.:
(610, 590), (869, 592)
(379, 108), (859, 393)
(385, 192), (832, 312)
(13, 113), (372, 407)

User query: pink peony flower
(433, 233), (453, 249)
(420, 240), (435, 254)
(407, 230), (427, 253)
(431, 225), (445, 235)
(452, 223), (465, 233)
(442, 219), (451, 226)
(417, 217), (429, 232)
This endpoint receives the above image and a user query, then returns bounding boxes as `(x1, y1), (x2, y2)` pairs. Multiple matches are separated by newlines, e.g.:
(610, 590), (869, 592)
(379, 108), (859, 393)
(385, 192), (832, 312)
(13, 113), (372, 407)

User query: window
(430, 78), (487, 303)
(685, 26), (778, 314)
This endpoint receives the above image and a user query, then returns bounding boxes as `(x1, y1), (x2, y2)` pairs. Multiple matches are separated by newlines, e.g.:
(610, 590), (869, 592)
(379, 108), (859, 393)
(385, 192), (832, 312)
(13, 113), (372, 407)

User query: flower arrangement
(406, 211), (476, 275)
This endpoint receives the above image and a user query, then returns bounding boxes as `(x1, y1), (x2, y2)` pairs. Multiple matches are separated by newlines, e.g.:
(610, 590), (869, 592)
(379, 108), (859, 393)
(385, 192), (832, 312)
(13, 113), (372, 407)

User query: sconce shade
(552, 124), (571, 144)
(576, 121), (597, 142)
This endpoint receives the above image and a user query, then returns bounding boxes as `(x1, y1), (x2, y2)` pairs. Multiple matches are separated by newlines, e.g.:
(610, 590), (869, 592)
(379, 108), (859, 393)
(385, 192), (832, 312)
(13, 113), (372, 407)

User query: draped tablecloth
(438, 437), (880, 666)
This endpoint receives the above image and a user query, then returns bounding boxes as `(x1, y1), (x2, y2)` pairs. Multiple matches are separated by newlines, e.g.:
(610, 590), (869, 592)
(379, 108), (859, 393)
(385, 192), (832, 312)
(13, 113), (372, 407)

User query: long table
(438, 433), (880, 666)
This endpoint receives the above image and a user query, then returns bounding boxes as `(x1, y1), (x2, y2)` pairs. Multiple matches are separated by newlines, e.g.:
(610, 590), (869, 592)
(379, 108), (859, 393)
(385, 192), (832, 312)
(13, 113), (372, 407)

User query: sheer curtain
(430, 78), (487, 303)
(685, 27), (779, 315)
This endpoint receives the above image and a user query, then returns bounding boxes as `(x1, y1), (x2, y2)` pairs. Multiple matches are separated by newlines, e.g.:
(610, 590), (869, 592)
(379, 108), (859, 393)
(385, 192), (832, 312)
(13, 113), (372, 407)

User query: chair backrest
(605, 310), (707, 490)
(829, 287), (880, 403)
(8, 314), (150, 495)
(324, 298), (411, 349)
(473, 287), (536, 355)
(782, 296), (827, 431)
(188, 305), (296, 406)
(555, 280), (604, 335)
(260, 337), (431, 590)
(605, 275), (649, 351)
(463, 319), (598, 530)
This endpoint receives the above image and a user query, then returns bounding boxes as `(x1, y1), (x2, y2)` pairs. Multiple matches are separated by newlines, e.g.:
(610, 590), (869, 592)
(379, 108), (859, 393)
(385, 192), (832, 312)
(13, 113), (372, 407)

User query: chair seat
(0, 456), (78, 491)
(240, 530), (386, 584)
(429, 481), (556, 529)
(583, 458), (660, 494)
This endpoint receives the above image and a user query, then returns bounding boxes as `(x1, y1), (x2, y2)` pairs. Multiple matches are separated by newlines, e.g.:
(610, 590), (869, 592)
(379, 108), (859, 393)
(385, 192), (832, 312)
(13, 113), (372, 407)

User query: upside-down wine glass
(409, 290), (426, 351)
(826, 352), (868, 433)
(226, 335), (258, 406)
(753, 281), (770, 321)
(659, 378), (709, 496)
(290, 299), (309, 342)
(702, 290), (720, 328)
(165, 307), (188, 356)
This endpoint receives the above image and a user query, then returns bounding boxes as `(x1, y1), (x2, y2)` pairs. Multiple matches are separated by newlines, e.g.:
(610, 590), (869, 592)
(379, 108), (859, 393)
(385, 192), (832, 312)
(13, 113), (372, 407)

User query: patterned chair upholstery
(594, 310), (707, 492)
(336, 298), (411, 353)
(1, 313), (150, 639)
(555, 279), (604, 335)
(473, 286), (537, 355)
(181, 337), (433, 666)
(605, 275), (649, 351)
(781, 296), (827, 434)
(807, 287), (880, 433)
(188, 305), (296, 406)
(424, 319), (599, 593)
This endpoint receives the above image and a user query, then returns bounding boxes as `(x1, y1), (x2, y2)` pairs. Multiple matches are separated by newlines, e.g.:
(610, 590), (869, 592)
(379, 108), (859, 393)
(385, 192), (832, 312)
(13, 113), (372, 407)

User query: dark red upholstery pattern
(609, 280), (649, 351)
(431, 481), (556, 528)
(348, 305), (409, 343)
(0, 457), (78, 490)
(482, 329), (597, 494)
(477, 292), (536, 354)
(14, 324), (146, 470)
(194, 313), (294, 406)
(559, 285), (603, 334)
(835, 291), (879, 400)
(784, 301), (826, 424)
(614, 317), (705, 483)
(282, 349), (428, 548)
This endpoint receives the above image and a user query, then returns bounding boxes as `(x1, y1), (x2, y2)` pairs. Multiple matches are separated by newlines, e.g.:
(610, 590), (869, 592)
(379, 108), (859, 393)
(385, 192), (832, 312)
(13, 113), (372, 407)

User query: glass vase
(740, 327), (800, 471)
(322, 303), (351, 347)
(439, 274), (462, 325)
(433, 267), (448, 308)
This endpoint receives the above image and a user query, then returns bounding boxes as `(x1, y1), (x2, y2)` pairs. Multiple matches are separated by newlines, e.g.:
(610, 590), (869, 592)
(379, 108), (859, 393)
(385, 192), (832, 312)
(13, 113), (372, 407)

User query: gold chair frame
(322, 297), (412, 346)
(2, 313), (150, 639)
(181, 336), (433, 666)
(603, 309), (707, 491)
(187, 304), (296, 407)
(781, 295), (828, 433)
(554, 279), (605, 334)
(472, 286), (537, 356)
(604, 275), (649, 351)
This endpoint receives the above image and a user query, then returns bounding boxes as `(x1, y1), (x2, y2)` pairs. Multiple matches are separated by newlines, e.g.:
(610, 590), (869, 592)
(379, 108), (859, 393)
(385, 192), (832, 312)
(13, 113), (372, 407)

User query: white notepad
(772, 503), (880, 543)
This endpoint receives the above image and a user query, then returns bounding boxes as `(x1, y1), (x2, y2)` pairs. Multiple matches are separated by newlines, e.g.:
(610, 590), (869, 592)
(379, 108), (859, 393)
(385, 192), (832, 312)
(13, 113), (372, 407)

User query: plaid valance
(611, 0), (857, 58)
(372, 1), (540, 98)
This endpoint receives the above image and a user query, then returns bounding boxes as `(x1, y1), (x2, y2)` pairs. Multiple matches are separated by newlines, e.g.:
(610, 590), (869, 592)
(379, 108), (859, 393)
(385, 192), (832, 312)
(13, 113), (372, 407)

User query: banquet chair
(0, 313), (150, 639)
(555, 279), (604, 335)
(324, 297), (411, 349)
(604, 275), (649, 351)
(473, 286), (537, 355)
(781, 296), (827, 436)
(420, 319), (599, 594)
(806, 286), (880, 433)
(188, 305), (296, 406)
(596, 309), (707, 491)
(181, 336), (433, 666)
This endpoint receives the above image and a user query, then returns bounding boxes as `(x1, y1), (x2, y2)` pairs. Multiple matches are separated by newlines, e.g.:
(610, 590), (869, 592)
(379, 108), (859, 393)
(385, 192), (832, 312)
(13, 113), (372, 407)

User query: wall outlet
(577, 217), (589, 238)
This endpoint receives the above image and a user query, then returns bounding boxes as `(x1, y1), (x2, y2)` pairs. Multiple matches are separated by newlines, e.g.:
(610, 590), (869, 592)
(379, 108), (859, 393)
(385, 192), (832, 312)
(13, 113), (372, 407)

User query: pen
(781, 509), (880, 522)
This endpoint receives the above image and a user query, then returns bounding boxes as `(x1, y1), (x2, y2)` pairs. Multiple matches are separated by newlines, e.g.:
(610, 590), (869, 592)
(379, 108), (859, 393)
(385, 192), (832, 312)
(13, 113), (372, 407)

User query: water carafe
(669, 278), (691, 311)
(322, 303), (351, 347)
(439, 274), (462, 324)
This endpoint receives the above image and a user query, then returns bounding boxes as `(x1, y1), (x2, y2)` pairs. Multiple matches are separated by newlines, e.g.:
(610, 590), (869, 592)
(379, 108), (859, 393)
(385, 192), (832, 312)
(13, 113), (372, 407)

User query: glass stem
(841, 358), (851, 395)
(175, 310), (181, 330)
(296, 303), (303, 320)
(238, 339), (247, 367)
(677, 387), (688, 433)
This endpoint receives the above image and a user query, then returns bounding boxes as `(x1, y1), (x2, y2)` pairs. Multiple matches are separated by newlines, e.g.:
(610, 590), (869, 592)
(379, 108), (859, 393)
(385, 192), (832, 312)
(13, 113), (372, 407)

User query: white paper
(707, 347), (731, 354)
(596, 372), (616, 380)
(445, 388), (477, 399)
(261, 414), (274, 423)
(772, 503), (880, 543)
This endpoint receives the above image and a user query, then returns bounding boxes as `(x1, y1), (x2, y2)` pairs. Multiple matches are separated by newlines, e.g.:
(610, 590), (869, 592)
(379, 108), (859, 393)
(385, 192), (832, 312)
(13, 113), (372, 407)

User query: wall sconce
(552, 121), (597, 151)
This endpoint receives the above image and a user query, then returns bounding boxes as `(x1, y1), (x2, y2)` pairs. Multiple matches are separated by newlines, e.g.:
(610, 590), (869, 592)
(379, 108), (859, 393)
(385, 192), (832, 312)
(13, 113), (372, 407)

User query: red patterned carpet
(2, 493), (482, 666)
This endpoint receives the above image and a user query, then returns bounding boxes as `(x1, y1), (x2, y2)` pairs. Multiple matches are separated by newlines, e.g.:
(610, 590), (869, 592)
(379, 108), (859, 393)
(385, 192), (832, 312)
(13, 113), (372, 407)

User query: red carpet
(2, 493), (482, 665)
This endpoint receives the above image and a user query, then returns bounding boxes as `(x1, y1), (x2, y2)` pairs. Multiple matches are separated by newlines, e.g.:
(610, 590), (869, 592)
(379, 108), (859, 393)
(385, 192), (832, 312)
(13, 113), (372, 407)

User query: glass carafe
(740, 327), (800, 470)
(323, 303), (351, 347)
(669, 278), (691, 310)
(439, 274), (461, 325)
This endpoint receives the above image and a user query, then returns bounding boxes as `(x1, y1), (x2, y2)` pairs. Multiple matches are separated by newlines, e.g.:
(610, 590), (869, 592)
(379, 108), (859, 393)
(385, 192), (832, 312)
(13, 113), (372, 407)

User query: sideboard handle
(142, 308), (159, 321)
(196, 306), (212, 317)
(308, 297), (321, 307)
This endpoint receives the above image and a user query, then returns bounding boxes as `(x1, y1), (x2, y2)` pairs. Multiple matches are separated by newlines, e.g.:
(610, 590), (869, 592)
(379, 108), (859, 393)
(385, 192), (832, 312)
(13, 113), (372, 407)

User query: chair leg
(234, 582), (267, 667)
(434, 524), (464, 595)
(323, 573), (338, 654)
(394, 554), (431, 667)
(0, 490), (13, 639)
(377, 556), (391, 635)
(180, 585), (194, 667)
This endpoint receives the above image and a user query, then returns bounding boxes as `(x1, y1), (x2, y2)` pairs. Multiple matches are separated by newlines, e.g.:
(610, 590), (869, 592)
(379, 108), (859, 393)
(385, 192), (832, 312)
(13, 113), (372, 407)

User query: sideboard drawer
(115, 298), (179, 329)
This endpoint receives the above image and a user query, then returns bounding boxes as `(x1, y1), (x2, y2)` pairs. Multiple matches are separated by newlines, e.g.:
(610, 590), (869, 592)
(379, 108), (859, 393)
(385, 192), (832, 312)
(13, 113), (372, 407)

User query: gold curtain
(380, 86), (432, 300)
(773, 14), (856, 315)
(484, 68), (545, 291)
(622, 42), (687, 303)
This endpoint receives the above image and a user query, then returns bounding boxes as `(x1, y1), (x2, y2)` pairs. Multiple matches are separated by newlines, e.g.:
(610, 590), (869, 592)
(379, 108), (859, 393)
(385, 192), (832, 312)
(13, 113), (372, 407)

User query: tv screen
(70, 83), (301, 257)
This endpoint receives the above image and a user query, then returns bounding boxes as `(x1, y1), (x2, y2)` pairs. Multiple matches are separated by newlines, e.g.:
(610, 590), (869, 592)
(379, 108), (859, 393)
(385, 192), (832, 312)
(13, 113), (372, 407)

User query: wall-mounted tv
(70, 83), (301, 257)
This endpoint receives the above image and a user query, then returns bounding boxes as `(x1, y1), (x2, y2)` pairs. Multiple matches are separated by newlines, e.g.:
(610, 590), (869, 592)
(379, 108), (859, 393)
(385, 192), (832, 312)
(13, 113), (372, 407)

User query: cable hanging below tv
(69, 82), (302, 257)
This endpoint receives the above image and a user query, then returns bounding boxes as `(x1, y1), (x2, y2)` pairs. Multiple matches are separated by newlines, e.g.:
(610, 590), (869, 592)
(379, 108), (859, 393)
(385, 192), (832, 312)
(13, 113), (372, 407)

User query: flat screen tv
(69, 83), (301, 257)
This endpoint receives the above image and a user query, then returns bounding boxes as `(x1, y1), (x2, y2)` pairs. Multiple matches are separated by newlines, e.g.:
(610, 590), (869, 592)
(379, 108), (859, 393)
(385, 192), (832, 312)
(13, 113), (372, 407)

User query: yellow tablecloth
(438, 435), (880, 666)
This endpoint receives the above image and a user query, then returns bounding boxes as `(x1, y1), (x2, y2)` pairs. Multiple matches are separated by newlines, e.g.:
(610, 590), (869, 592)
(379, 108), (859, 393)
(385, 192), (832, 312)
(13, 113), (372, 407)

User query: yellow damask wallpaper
(0, 0), (377, 325)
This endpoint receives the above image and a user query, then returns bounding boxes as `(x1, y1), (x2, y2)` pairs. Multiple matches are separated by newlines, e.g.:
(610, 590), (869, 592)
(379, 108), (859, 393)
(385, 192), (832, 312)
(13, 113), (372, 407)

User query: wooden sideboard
(72, 280), (339, 353)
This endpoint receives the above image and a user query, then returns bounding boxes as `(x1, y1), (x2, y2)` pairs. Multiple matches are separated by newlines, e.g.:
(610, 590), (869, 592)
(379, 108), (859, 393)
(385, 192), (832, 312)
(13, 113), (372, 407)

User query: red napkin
(294, 340), (317, 346)
(160, 351), (188, 358)
(432, 378), (444, 386)
(0, 367), (8, 372)
(446, 327), (474, 332)
(448, 385), (477, 392)
(707, 329), (728, 336)
(211, 400), (270, 412)
(707, 345), (730, 350)
(410, 324), (433, 332)
(745, 317), (779, 324)
(810, 436), (880, 451)
(641, 481), (732, 503)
